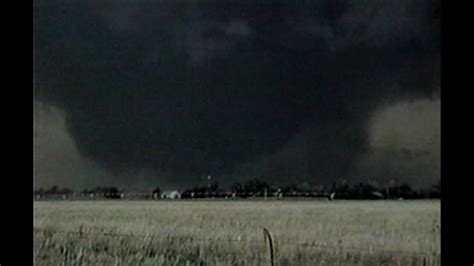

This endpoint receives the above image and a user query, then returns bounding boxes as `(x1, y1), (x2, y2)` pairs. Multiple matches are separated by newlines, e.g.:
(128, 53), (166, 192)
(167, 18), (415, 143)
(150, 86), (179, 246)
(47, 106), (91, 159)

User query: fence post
(263, 228), (275, 266)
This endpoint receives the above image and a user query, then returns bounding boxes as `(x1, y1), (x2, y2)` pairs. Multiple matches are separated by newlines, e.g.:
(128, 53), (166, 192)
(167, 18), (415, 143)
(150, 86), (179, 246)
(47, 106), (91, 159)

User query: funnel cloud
(34, 0), (440, 188)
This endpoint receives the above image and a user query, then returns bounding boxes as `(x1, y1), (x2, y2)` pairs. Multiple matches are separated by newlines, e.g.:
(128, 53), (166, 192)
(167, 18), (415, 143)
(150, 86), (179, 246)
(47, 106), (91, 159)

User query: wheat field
(34, 200), (440, 265)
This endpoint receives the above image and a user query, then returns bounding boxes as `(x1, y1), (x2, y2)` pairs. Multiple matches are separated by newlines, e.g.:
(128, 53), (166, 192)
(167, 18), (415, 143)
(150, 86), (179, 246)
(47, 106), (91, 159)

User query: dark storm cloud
(34, 0), (440, 186)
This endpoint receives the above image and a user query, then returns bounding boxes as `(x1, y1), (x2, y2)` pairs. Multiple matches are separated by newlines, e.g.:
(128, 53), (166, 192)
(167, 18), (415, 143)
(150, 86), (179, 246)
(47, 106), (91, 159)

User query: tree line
(34, 179), (440, 200)
(34, 186), (121, 199)
(180, 179), (440, 199)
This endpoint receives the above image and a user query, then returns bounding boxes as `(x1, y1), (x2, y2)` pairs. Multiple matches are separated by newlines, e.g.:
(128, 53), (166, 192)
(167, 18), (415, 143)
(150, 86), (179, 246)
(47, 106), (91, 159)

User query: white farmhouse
(161, 190), (181, 199)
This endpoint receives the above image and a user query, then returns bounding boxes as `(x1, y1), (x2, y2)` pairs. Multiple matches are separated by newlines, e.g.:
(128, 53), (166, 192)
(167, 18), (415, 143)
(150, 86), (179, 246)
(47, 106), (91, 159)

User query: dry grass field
(34, 200), (440, 265)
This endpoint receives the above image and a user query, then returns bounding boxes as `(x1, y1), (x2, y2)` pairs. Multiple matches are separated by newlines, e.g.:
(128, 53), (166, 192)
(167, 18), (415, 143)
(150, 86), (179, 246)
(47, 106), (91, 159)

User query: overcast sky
(34, 0), (440, 190)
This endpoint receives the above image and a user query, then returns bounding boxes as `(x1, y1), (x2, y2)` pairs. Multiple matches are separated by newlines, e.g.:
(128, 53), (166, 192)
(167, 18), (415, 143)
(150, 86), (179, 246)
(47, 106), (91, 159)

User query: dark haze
(34, 0), (440, 188)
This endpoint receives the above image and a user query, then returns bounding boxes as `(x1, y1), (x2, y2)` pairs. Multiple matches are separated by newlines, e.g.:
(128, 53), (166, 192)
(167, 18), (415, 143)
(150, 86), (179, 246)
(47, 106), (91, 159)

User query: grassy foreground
(34, 200), (440, 265)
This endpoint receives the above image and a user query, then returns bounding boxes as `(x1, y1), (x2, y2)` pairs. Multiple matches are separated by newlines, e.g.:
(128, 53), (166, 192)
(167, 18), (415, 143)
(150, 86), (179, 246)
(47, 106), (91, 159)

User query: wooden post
(263, 228), (275, 266)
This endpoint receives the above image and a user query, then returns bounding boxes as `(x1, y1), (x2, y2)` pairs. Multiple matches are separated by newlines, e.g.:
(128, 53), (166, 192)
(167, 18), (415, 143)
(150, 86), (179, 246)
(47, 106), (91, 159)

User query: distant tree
(434, 179), (440, 192)
(330, 180), (350, 195)
(367, 179), (379, 189)
(326, 181), (384, 199)
(209, 181), (219, 192)
(34, 187), (44, 195)
(398, 184), (413, 198)
(181, 184), (218, 198)
(229, 179), (272, 197)
(230, 182), (248, 198)
(352, 182), (377, 199)
(231, 182), (245, 193)
(384, 183), (415, 199)
(281, 184), (298, 196)
(152, 187), (161, 199)
(82, 188), (94, 196)
(60, 187), (73, 195)
(297, 181), (312, 193)
(243, 179), (271, 195)
(429, 179), (441, 198)
(49, 185), (59, 194)
(103, 187), (121, 199)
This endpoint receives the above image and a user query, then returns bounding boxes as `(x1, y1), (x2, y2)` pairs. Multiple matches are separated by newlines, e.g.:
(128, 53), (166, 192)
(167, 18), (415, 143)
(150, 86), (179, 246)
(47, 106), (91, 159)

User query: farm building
(161, 190), (181, 199)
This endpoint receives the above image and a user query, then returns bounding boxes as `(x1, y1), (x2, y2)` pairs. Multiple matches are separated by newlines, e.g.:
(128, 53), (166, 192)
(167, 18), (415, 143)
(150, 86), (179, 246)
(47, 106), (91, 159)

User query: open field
(34, 200), (440, 265)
